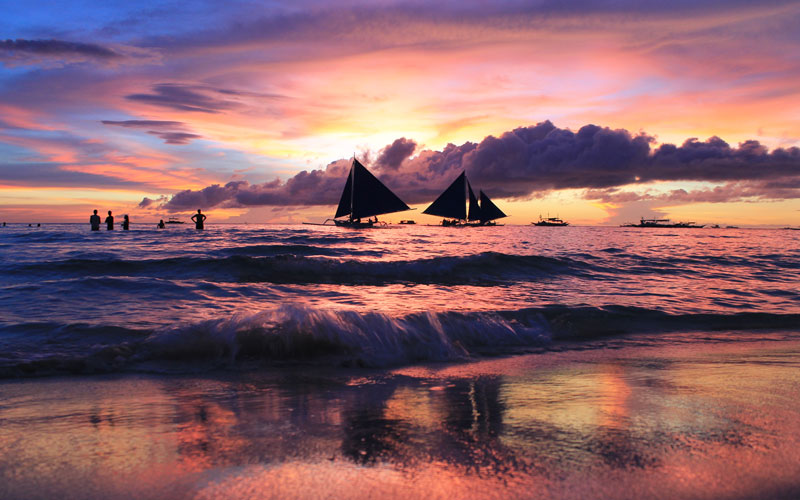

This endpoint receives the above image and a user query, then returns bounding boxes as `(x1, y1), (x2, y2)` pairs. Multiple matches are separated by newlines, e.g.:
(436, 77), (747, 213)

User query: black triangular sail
(334, 166), (353, 219)
(423, 171), (467, 220)
(335, 159), (410, 220)
(478, 190), (507, 223)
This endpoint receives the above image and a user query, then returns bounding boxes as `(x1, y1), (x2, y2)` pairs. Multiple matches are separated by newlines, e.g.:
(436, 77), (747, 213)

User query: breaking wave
(2, 304), (798, 378)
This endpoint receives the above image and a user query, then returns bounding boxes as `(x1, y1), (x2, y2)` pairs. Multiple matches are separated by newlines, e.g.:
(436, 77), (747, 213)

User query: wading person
(191, 209), (207, 230)
(105, 211), (114, 230)
(90, 210), (101, 231)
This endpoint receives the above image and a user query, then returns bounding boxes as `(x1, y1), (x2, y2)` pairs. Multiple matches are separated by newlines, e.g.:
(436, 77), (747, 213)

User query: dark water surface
(1, 223), (798, 376)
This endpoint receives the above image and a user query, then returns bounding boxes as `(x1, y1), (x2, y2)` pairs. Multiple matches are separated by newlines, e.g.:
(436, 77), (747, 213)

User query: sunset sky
(1, 0), (799, 225)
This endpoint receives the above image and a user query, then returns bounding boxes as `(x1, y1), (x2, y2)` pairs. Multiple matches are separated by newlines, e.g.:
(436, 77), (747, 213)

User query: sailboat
(423, 171), (507, 226)
(329, 158), (411, 228)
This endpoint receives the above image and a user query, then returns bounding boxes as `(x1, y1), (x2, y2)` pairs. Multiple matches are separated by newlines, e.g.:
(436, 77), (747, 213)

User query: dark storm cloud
(125, 84), (237, 113)
(142, 121), (800, 212)
(0, 39), (121, 60)
(376, 138), (417, 170)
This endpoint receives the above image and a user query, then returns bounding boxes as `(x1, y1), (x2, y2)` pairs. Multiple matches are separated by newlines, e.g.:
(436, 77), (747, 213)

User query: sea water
(1, 223), (799, 499)
(1, 223), (797, 375)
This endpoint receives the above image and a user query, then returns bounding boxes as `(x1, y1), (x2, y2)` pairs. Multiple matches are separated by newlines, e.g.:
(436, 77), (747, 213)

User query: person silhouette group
(91, 209), (207, 231)
(90, 210), (126, 230)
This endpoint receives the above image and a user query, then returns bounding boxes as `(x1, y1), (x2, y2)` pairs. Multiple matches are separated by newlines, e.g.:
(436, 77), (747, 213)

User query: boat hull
(622, 224), (705, 228)
(438, 219), (499, 227)
(333, 219), (375, 229)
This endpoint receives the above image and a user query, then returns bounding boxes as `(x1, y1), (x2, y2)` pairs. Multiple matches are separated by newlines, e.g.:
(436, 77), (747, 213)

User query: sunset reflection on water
(2, 333), (799, 500)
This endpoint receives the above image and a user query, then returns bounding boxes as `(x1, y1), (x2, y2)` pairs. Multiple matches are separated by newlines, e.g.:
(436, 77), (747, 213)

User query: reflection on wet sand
(1, 336), (800, 499)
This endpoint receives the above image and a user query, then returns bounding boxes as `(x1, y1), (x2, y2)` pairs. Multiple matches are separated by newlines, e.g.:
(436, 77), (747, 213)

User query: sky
(1, 0), (799, 225)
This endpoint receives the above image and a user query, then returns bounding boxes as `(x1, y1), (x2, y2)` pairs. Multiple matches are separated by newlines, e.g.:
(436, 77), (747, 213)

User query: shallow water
(1, 334), (799, 500)
(1, 223), (798, 376)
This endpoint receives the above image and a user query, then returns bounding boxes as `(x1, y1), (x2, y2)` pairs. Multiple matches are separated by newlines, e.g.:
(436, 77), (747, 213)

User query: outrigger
(305, 157), (411, 228)
(621, 218), (704, 228)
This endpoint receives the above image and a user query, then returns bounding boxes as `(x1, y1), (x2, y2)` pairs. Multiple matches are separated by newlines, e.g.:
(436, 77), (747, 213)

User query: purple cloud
(101, 120), (185, 128)
(126, 84), (237, 114)
(0, 39), (121, 61)
(146, 131), (201, 145)
(586, 179), (800, 205)
(376, 138), (417, 170)
(102, 119), (201, 144)
(141, 121), (800, 212)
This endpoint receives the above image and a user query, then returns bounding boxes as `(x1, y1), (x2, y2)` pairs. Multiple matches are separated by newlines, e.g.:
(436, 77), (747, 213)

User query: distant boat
(399, 220), (416, 225)
(165, 217), (185, 224)
(533, 215), (569, 227)
(621, 218), (704, 228)
(423, 171), (507, 226)
(326, 158), (411, 228)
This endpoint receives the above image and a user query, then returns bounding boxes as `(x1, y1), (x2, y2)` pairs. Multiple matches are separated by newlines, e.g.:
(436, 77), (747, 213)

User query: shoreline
(3, 332), (799, 499)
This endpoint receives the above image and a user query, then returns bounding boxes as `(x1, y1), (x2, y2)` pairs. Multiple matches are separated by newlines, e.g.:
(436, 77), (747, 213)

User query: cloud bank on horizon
(142, 121), (800, 212)
(1, 0), (800, 222)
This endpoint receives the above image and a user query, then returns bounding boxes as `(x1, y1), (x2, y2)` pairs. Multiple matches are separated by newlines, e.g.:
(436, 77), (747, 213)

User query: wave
(216, 243), (385, 258)
(7, 251), (595, 285)
(2, 305), (798, 378)
(240, 232), (370, 246)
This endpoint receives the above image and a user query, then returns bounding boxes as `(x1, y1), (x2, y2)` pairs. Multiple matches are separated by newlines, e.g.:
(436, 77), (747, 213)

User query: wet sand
(2, 332), (800, 500)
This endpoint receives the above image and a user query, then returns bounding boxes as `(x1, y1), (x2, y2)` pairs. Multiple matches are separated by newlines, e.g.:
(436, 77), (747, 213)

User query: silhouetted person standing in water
(90, 210), (101, 231)
(122, 215), (130, 230)
(157, 219), (165, 229)
(191, 209), (207, 230)
(105, 211), (114, 230)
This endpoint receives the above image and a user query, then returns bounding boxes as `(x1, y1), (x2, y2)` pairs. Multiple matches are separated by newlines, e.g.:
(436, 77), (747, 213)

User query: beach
(2, 330), (799, 500)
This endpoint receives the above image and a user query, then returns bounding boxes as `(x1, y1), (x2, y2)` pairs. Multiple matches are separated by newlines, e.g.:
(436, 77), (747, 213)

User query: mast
(350, 156), (355, 222)
(467, 180), (481, 221)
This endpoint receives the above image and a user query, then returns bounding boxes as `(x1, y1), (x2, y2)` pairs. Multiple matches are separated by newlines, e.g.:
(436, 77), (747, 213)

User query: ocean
(1, 223), (799, 499)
